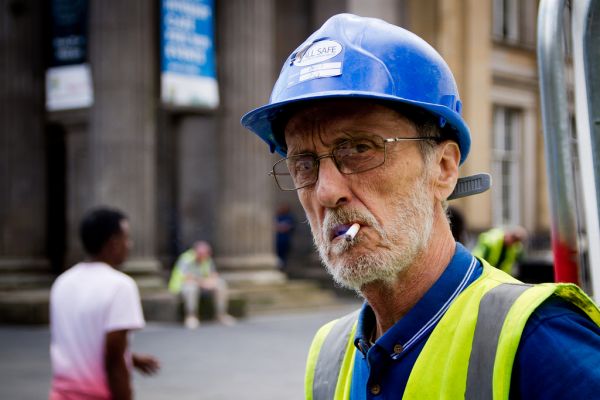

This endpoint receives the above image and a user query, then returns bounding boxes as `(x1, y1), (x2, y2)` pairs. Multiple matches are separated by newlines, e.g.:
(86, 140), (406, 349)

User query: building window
(492, 0), (537, 47)
(492, 106), (522, 226)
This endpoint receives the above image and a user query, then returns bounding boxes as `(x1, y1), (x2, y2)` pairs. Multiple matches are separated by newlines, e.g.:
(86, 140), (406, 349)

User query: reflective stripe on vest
(307, 263), (600, 399)
(312, 310), (359, 400)
(465, 283), (531, 399)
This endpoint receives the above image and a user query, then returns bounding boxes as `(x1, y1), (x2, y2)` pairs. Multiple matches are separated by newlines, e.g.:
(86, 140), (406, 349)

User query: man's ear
(104, 234), (120, 254)
(433, 141), (460, 201)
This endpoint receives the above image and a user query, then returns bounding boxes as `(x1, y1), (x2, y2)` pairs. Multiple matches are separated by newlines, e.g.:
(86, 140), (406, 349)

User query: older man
(169, 241), (236, 328)
(242, 14), (600, 400)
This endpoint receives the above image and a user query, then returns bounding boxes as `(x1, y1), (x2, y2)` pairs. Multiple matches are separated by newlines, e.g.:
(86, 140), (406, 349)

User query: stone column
(0, 1), (50, 277)
(348, 0), (404, 25)
(216, 0), (282, 282)
(407, 0), (438, 44)
(82, 0), (160, 275)
(177, 116), (219, 248)
(412, 0), (493, 229)
(311, 0), (347, 26)
(449, 0), (493, 229)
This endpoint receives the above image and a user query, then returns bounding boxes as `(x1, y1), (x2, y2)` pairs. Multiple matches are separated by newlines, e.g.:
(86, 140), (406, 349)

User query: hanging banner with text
(45, 0), (93, 111)
(160, 0), (219, 109)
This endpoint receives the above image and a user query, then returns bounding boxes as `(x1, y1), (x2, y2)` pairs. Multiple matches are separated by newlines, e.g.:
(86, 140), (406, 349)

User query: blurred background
(2, 0), (589, 398)
(1, 0), (557, 322)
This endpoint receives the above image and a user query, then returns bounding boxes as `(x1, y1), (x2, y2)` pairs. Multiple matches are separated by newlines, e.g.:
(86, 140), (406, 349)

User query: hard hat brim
(241, 90), (471, 165)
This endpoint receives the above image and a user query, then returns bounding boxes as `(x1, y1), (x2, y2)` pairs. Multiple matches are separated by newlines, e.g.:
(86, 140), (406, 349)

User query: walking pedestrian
(50, 207), (159, 400)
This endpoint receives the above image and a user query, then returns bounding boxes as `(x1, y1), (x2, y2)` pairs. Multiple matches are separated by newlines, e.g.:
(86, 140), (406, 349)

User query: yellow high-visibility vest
(472, 228), (522, 275)
(305, 260), (600, 399)
(168, 249), (213, 294)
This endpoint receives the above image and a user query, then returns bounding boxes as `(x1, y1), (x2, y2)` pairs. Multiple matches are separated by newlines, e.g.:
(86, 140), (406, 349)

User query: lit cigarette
(344, 223), (361, 242)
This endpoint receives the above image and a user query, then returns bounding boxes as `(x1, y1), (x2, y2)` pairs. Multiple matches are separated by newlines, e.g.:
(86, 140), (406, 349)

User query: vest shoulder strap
(466, 282), (532, 399)
(487, 281), (600, 399)
(407, 262), (600, 400)
(307, 309), (359, 400)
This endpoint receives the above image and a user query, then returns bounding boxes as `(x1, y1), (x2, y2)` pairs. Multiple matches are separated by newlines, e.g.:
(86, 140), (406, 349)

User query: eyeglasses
(269, 135), (442, 191)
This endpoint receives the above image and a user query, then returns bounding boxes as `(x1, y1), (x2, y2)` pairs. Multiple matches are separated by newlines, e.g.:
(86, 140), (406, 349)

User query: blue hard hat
(241, 13), (471, 165)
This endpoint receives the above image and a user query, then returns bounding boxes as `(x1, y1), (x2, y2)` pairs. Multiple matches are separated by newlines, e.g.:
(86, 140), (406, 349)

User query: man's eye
(293, 157), (314, 172)
(337, 140), (376, 157)
(354, 142), (373, 153)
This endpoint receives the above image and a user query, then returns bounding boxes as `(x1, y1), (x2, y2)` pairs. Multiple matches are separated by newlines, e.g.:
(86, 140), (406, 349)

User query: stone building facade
(0, 0), (552, 318)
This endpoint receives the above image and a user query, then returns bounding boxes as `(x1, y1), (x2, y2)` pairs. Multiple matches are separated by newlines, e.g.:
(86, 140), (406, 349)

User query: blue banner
(160, 0), (219, 108)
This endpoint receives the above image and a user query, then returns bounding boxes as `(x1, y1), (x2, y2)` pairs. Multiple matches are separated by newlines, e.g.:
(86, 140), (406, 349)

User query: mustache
(321, 208), (384, 240)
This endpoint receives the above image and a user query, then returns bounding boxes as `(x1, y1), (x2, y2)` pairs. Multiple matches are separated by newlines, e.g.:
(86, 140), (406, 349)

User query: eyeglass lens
(273, 136), (386, 190)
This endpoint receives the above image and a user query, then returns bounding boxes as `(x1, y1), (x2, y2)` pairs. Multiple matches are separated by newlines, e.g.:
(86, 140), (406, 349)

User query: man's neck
(359, 217), (456, 339)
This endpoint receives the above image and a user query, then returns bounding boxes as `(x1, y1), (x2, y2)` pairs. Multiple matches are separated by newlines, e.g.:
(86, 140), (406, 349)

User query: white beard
(311, 173), (435, 291)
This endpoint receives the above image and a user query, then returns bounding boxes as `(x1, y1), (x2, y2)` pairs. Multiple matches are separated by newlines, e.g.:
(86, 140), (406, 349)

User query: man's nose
(315, 157), (351, 208)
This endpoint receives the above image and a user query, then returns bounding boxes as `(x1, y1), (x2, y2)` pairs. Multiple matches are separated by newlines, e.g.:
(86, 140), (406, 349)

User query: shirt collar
(354, 242), (479, 358)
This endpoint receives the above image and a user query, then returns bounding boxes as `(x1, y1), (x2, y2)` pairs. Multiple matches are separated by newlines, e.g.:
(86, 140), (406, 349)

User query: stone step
(135, 276), (168, 292)
(140, 291), (180, 322)
(0, 288), (181, 325)
(0, 258), (56, 291)
(0, 271), (167, 293)
(283, 258), (359, 299)
(0, 289), (51, 324)
(0, 273), (55, 291)
(0, 258), (50, 272)
(229, 279), (355, 315)
(0, 275), (354, 325)
(243, 294), (351, 315)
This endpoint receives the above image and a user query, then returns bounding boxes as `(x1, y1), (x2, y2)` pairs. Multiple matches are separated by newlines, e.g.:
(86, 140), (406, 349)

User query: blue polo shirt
(350, 243), (600, 399)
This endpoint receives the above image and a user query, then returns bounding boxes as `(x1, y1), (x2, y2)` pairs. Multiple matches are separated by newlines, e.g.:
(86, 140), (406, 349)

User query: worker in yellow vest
(168, 241), (235, 328)
(242, 13), (600, 399)
(472, 227), (527, 276)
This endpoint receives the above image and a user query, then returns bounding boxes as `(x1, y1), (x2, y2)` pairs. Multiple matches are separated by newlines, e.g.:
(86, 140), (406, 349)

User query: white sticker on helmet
(293, 40), (343, 66)
(299, 62), (342, 82)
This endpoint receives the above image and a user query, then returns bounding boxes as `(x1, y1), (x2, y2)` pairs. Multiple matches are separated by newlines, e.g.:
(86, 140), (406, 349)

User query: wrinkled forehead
(283, 99), (412, 150)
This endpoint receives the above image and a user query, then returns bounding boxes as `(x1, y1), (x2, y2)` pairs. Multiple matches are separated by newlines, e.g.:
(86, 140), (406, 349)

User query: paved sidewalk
(0, 302), (360, 400)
